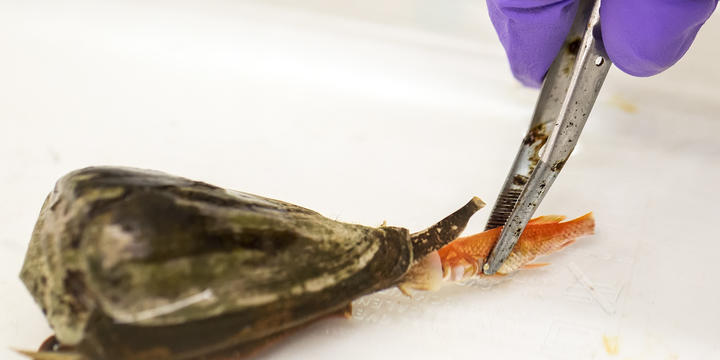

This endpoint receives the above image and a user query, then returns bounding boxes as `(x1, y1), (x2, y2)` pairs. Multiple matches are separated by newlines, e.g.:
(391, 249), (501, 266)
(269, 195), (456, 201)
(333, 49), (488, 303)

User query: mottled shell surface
(20, 167), (413, 359)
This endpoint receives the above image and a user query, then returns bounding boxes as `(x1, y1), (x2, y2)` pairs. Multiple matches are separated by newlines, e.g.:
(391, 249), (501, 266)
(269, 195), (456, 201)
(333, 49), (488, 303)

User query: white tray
(1, 1), (718, 359)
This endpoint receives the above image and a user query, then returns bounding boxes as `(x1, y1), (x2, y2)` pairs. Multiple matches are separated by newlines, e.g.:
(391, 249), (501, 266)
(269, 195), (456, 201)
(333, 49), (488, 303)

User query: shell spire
(409, 197), (486, 262)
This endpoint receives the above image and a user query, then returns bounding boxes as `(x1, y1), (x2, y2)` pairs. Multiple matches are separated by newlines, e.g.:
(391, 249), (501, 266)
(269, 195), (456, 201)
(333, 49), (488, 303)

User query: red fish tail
(565, 212), (595, 236)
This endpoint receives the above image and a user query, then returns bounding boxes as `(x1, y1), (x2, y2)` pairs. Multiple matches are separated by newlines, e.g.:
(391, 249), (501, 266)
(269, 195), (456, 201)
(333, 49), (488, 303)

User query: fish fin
(521, 262), (550, 269)
(528, 215), (567, 225)
(565, 212), (595, 234)
(488, 272), (508, 277)
(573, 212), (594, 222)
(561, 239), (577, 248)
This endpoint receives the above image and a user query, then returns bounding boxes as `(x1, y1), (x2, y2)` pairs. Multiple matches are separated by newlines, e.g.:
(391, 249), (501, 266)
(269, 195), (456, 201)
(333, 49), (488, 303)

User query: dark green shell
(20, 167), (484, 359)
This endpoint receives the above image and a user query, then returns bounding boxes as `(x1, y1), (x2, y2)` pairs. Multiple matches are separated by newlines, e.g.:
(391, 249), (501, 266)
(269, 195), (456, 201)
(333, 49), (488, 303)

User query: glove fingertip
(487, 0), (579, 88)
(508, 55), (549, 88)
(601, 0), (717, 77)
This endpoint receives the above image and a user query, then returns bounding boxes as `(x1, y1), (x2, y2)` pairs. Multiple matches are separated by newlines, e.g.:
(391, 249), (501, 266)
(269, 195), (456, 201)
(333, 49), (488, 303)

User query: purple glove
(487, 0), (718, 87)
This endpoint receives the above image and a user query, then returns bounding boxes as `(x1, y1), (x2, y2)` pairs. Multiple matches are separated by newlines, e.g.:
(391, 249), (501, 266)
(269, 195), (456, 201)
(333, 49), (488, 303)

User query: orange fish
(399, 212), (595, 293)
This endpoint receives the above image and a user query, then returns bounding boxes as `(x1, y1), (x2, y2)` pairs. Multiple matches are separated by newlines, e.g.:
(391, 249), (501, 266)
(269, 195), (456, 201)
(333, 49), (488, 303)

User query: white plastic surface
(1, 1), (719, 359)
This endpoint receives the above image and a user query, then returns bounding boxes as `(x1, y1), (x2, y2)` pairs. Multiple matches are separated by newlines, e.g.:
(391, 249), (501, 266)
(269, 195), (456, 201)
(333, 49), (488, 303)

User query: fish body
(399, 213), (595, 292)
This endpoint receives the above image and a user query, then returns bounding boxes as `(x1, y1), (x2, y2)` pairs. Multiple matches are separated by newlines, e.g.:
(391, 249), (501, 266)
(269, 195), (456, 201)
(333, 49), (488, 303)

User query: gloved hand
(487, 0), (718, 87)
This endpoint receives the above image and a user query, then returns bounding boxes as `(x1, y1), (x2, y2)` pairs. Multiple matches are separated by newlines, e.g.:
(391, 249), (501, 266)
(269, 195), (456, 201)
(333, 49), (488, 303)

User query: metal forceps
(482, 0), (611, 275)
